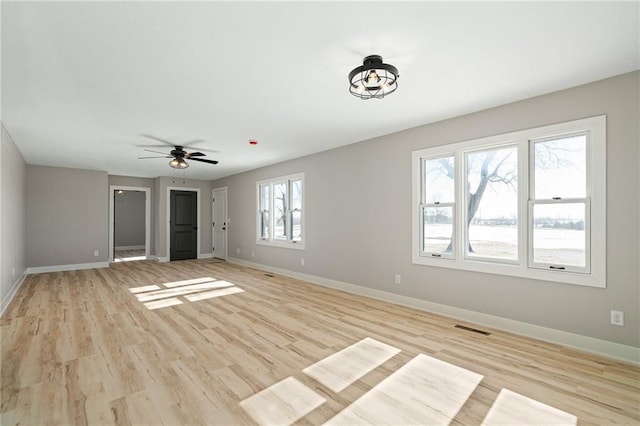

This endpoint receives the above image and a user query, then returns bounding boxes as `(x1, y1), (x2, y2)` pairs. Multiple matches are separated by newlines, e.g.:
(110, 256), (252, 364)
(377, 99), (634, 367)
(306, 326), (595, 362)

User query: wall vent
(454, 324), (491, 336)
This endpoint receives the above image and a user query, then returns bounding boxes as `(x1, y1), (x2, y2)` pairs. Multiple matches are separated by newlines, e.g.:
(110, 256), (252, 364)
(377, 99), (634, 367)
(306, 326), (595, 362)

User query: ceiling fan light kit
(138, 143), (219, 170)
(349, 55), (399, 100)
(169, 157), (189, 169)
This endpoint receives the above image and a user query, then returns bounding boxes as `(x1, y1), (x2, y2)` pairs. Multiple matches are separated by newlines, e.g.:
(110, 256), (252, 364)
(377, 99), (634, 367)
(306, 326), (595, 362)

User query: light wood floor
(1, 259), (638, 425)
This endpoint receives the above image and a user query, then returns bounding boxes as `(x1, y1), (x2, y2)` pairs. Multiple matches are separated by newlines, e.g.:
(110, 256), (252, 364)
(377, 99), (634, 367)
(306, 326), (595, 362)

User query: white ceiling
(2, 2), (639, 181)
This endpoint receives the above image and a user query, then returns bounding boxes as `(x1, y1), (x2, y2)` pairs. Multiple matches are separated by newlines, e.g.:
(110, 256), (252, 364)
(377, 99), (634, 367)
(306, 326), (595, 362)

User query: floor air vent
(264, 273), (275, 278)
(455, 324), (491, 336)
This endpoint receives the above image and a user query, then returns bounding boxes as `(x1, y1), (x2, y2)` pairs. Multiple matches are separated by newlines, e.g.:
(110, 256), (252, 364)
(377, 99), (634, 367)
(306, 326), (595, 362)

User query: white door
(212, 187), (228, 260)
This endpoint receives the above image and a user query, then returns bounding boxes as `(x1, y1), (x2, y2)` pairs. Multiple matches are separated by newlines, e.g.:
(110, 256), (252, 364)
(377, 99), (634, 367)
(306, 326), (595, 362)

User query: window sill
(412, 254), (605, 288)
(256, 239), (305, 250)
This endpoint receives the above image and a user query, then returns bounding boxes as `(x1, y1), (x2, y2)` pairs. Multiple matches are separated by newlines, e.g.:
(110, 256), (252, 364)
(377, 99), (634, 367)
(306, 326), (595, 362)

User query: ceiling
(2, 2), (638, 181)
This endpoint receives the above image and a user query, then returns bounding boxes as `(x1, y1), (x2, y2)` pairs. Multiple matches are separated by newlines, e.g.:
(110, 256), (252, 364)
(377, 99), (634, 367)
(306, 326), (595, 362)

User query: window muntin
(256, 173), (304, 248)
(411, 116), (606, 288)
(465, 146), (518, 262)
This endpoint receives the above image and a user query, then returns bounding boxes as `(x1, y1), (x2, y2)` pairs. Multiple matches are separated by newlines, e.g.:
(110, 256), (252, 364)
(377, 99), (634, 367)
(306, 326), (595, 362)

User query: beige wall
(1, 125), (27, 313)
(27, 165), (109, 267)
(212, 71), (640, 348)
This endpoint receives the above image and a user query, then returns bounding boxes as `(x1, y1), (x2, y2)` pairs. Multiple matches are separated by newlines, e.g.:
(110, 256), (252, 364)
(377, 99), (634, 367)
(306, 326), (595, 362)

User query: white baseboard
(157, 257), (169, 263)
(26, 262), (110, 274)
(115, 245), (145, 250)
(227, 257), (639, 366)
(1, 271), (27, 317)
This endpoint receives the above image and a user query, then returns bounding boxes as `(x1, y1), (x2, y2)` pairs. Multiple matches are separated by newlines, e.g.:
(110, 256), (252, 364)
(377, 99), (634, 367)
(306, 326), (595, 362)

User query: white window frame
(256, 172), (305, 250)
(412, 116), (606, 288)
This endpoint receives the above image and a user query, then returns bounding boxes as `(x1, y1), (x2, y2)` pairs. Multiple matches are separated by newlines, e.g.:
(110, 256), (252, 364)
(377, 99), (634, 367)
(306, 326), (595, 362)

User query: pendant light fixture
(348, 55), (399, 99)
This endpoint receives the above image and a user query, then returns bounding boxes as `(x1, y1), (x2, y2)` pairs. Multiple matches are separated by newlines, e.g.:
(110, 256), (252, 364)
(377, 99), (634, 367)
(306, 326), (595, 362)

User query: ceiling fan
(137, 135), (219, 169)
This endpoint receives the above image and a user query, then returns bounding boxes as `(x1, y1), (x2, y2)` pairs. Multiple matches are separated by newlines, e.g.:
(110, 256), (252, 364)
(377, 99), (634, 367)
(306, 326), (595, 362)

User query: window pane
(534, 135), (586, 199)
(260, 184), (269, 211)
(291, 179), (302, 211)
(274, 182), (288, 240)
(291, 211), (302, 242)
(533, 203), (586, 267)
(422, 207), (453, 254)
(466, 147), (518, 260)
(424, 156), (454, 203)
(260, 211), (269, 239)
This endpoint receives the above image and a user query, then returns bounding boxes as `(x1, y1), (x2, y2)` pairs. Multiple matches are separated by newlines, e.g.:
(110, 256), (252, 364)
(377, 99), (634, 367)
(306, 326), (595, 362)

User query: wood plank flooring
(1, 259), (638, 425)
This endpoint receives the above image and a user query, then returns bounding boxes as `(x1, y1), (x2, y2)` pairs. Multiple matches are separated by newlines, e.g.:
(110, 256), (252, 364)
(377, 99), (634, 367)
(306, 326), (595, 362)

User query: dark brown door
(170, 190), (197, 261)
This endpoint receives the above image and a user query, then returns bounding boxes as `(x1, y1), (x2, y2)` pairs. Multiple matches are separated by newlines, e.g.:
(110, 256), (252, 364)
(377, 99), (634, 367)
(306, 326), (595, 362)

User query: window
(257, 173), (304, 249)
(412, 116), (606, 287)
(530, 134), (588, 272)
(421, 155), (455, 258)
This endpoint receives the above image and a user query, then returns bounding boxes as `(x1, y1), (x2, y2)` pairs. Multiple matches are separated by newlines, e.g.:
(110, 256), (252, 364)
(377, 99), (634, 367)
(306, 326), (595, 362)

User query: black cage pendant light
(348, 55), (399, 99)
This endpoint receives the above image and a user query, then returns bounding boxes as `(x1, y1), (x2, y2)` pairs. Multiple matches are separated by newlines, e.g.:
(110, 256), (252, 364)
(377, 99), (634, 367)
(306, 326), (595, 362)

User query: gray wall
(114, 190), (146, 247)
(212, 71), (640, 348)
(154, 176), (213, 259)
(27, 165), (109, 266)
(1, 125), (27, 311)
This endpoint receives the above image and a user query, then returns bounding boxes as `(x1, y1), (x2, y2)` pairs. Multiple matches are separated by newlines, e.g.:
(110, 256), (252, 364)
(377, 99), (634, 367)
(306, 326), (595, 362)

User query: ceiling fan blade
(144, 148), (170, 155)
(183, 139), (206, 146)
(190, 157), (219, 165)
(134, 144), (171, 148)
(186, 152), (205, 158)
(140, 134), (175, 146)
(183, 144), (219, 153)
(138, 156), (171, 159)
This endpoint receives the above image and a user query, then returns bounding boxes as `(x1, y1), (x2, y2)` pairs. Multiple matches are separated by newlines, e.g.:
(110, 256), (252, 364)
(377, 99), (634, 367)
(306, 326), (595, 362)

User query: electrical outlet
(237, 248), (240, 254)
(611, 310), (624, 326)
(395, 274), (401, 284)
(301, 258), (305, 266)
(12, 267), (15, 277)
(251, 251), (254, 257)
(94, 250), (99, 257)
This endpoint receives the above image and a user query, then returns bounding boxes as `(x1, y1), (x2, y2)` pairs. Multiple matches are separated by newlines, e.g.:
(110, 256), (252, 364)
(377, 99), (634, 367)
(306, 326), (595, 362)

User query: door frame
(109, 185), (151, 263)
(212, 186), (228, 260)
(166, 186), (201, 261)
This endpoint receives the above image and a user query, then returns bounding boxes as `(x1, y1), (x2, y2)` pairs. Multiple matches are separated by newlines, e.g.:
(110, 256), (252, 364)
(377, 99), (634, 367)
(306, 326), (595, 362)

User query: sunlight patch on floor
(324, 353), (483, 425)
(128, 277), (244, 310)
(162, 276), (220, 288)
(238, 337), (578, 425)
(114, 255), (147, 263)
(183, 286), (245, 302)
(303, 337), (401, 393)
(240, 376), (325, 426)
(128, 285), (161, 294)
(482, 388), (577, 425)
(144, 297), (183, 310)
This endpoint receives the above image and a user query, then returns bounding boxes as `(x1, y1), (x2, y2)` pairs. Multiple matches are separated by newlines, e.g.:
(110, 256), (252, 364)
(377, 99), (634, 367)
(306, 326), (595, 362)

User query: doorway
(108, 185), (151, 263)
(166, 187), (201, 261)
(212, 187), (228, 260)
